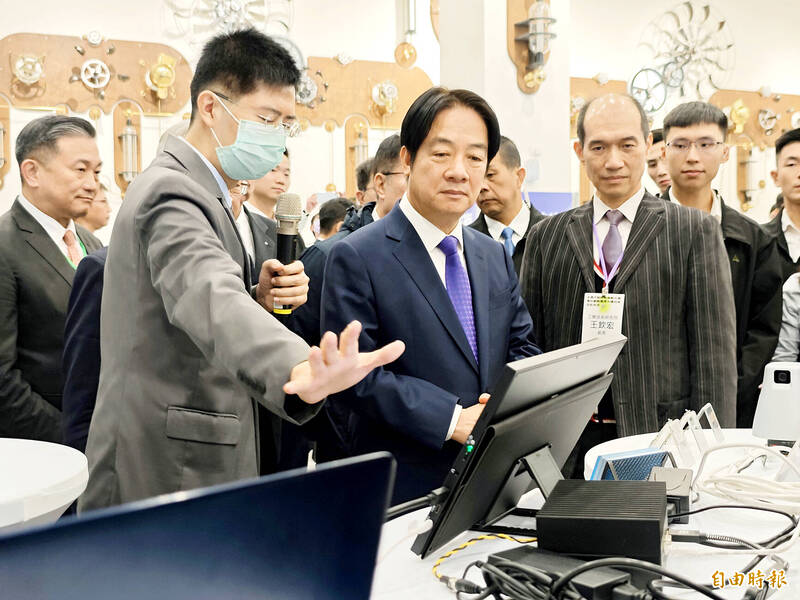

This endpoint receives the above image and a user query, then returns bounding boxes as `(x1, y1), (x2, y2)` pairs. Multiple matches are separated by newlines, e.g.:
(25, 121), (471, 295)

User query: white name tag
(581, 293), (625, 343)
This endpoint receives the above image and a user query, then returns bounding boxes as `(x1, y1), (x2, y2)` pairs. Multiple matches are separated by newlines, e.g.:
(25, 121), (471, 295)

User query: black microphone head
(275, 193), (302, 222)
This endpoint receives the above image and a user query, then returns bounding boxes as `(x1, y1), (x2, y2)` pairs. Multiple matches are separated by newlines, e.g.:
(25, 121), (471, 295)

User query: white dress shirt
(484, 204), (531, 246)
(782, 209), (800, 263)
(17, 193), (83, 262)
(235, 208), (255, 259)
(246, 203), (273, 221)
(591, 187), (645, 273)
(176, 137), (232, 209)
(773, 273), (800, 361)
(398, 195), (467, 439)
(666, 187), (723, 222)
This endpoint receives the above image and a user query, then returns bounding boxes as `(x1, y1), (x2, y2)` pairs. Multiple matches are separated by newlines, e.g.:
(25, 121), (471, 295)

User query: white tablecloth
(0, 438), (88, 530)
(373, 429), (799, 599)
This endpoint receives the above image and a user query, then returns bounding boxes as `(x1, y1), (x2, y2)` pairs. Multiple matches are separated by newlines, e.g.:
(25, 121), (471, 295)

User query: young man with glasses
(80, 29), (403, 510)
(663, 101), (782, 428)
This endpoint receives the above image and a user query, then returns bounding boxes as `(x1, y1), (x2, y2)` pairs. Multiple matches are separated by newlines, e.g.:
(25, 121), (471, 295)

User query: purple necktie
(438, 235), (478, 363)
(601, 209), (625, 268)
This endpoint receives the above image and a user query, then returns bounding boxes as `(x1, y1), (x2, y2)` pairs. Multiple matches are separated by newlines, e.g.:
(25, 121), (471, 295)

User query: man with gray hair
(0, 115), (103, 441)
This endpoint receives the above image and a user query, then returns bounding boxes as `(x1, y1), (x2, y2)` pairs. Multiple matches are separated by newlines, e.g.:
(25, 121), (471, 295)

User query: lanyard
(592, 222), (624, 295)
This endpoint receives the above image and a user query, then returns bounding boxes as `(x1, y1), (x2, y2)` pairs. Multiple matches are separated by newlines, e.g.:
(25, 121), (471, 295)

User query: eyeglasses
(666, 139), (724, 154)
(212, 91), (301, 138)
(381, 171), (407, 177)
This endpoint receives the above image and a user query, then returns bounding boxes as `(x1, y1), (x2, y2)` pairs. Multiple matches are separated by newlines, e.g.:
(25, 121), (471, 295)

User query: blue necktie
(438, 235), (478, 363)
(500, 226), (515, 257)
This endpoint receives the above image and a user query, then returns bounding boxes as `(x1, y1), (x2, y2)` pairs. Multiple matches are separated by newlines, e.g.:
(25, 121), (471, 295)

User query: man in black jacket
(765, 129), (800, 281)
(662, 101), (783, 427)
(469, 136), (545, 276)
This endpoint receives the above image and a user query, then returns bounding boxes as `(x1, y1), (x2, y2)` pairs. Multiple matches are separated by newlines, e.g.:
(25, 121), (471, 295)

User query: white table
(373, 429), (799, 599)
(0, 438), (88, 530)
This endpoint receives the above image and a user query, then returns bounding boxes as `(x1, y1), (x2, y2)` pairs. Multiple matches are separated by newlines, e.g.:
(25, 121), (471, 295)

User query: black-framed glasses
(382, 171), (407, 177)
(666, 139), (724, 154)
(211, 90), (300, 138)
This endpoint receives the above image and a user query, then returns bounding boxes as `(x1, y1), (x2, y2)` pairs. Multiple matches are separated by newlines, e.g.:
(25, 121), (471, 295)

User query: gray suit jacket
(0, 200), (102, 442)
(80, 137), (315, 511)
(520, 193), (737, 435)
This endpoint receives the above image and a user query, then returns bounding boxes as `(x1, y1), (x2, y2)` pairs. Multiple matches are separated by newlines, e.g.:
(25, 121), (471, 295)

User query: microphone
(273, 192), (303, 315)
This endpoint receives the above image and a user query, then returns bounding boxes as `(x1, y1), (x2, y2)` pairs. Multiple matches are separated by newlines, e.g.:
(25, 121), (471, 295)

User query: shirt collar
(399, 195), (464, 253)
(667, 188), (723, 222)
(592, 186), (645, 225)
(782, 208), (800, 234)
(177, 137), (232, 209)
(18, 192), (77, 240)
(484, 202), (530, 239)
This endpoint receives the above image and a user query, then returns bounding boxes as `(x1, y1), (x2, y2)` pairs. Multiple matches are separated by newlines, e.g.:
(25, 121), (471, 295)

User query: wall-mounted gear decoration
(639, 1), (735, 99)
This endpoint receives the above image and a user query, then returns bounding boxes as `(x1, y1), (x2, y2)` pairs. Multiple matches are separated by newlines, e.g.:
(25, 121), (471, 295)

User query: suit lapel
(463, 230), (490, 386)
(566, 203), (595, 291)
(12, 199), (74, 286)
(613, 194), (666, 293)
(387, 210), (479, 374)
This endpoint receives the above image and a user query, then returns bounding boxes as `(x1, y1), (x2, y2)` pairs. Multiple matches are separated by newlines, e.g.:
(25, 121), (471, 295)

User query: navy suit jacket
(62, 247), (107, 451)
(321, 205), (539, 503)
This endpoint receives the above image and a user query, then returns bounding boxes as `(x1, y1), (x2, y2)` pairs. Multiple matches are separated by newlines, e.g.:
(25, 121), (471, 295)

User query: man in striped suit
(521, 94), (736, 473)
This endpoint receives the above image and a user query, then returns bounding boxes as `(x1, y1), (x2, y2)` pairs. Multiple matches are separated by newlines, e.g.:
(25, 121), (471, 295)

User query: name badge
(581, 292), (624, 343)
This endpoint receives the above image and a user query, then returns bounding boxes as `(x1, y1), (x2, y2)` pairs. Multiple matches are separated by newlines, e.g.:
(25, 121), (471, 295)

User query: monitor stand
(471, 444), (563, 537)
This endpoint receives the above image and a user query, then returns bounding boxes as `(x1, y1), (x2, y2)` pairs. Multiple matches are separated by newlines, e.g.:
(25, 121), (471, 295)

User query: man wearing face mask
(80, 29), (404, 510)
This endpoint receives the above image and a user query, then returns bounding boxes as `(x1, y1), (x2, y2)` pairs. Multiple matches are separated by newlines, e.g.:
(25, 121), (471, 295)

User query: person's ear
(573, 140), (584, 162)
(19, 158), (41, 189)
(720, 144), (730, 164)
(374, 172), (386, 200)
(195, 90), (219, 129)
(400, 146), (412, 170)
(771, 169), (779, 185)
(515, 166), (526, 189)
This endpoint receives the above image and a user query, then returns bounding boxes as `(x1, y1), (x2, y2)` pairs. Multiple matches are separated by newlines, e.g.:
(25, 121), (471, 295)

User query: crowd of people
(2, 27), (800, 509)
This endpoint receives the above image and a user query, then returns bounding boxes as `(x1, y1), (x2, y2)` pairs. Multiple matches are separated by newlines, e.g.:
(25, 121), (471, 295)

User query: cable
(385, 486), (448, 520)
(376, 518), (432, 564)
(549, 557), (728, 600)
(432, 533), (535, 594)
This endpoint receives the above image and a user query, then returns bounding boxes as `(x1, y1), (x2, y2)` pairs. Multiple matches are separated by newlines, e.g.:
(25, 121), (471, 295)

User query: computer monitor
(0, 453), (395, 600)
(411, 335), (626, 558)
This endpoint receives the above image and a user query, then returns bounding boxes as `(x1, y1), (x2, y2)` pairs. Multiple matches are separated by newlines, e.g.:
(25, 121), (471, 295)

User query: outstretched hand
(284, 320), (405, 405)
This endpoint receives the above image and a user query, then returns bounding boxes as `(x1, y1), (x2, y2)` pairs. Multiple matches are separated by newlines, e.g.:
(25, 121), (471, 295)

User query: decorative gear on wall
(639, 1), (735, 99)
(630, 68), (667, 113)
(163, 0), (293, 42)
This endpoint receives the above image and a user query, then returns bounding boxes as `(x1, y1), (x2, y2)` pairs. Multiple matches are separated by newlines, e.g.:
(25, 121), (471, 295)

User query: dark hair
(401, 87), (500, 165)
(15, 115), (95, 165)
(576, 94), (649, 146)
(495, 135), (521, 169)
(190, 29), (300, 122)
(651, 128), (664, 145)
(318, 197), (354, 234)
(356, 158), (374, 191)
(776, 128), (800, 162)
(373, 134), (402, 177)
(663, 101), (727, 139)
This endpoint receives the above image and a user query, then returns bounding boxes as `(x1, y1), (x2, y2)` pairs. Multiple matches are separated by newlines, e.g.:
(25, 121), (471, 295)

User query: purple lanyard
(592, 222), (624, 294)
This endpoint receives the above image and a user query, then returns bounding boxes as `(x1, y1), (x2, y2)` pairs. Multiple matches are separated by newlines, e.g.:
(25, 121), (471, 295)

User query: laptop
(0, 452), (395, 600)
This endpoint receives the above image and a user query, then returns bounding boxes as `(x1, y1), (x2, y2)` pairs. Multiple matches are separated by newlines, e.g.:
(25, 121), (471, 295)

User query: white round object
(791, 112), (800, 130)
(0, 439), (88, 529)
(80, 59), (111, 89)
(12, 55), (43, 85)
(372, 81), (398, 107)
(630, 68), (667, 113)
(86, 30), (103, 47)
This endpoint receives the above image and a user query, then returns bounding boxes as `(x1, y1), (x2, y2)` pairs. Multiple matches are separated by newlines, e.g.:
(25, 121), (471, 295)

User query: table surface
(373, 429), (799, 599)
(0, 438), (88, 528)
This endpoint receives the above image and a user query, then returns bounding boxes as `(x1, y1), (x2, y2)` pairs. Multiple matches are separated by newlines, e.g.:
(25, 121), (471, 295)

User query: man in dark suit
(521, 94), (736, 473)
(765, 128), (800, 281)
(662, 101), (783, 427)
(62, 247), (107, 451)
(469, 135), (545, 276)
(321, 88), (541, 503)
(0, 115), (103, 442)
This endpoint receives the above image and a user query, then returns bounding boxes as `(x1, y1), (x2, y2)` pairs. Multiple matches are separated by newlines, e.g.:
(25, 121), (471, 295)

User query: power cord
(432, 533), (536, 594)
(385, 486), (448, 520)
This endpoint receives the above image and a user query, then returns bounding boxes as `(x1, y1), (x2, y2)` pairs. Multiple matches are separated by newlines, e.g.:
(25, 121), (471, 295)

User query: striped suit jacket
(520, 192), (737, 435)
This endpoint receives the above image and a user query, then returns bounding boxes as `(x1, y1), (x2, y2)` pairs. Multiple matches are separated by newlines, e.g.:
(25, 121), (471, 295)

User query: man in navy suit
(321, 87), (540, 503)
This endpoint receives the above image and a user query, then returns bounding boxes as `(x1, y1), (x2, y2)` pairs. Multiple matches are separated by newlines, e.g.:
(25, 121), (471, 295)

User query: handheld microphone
(274, 192), (303, 315)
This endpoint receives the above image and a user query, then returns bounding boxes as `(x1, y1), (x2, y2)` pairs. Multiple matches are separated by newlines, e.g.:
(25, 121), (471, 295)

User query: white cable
(376, 518), (433, 564)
